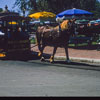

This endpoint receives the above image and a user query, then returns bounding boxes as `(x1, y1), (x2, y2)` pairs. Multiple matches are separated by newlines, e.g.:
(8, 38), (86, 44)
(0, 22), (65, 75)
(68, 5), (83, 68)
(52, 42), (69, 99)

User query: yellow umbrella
(9, 22), (18, 25)
(29, 11), (56, 19)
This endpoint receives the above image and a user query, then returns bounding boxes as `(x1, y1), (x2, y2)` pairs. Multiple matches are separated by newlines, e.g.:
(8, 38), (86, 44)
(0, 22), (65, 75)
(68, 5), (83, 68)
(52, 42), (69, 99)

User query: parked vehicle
(0, 14), (31, 58)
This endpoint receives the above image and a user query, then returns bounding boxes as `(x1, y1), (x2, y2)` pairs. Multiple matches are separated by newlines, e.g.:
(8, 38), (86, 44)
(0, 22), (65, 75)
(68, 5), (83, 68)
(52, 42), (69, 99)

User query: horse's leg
(36, 32), (43, 57)
(50, 46), (57, 63)
(38, 44), (42, 57)
(40, 45), (45, 61)
(64, 45), (71, 63)
(37, 38), (43, 57)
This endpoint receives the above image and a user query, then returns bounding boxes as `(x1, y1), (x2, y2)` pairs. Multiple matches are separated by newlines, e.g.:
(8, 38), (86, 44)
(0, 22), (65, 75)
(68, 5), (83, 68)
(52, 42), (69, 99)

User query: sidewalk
(31, 44), (100, 63)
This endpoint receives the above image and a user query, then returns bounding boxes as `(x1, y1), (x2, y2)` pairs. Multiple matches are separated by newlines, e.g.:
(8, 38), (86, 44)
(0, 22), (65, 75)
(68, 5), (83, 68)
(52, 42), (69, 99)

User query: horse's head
(60, 19), (75, 31)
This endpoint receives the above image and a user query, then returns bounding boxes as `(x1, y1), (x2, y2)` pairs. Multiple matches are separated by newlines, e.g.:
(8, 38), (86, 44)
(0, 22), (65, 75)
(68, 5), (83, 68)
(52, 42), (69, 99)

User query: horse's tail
(35, 29), (40, 45)
(35, 28), (43, 51)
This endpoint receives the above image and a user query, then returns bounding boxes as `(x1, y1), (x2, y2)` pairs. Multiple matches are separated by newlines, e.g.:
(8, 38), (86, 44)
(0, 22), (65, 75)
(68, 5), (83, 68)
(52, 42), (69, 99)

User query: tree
(0, 8), (3, 12)
(92, 0), (100, 19)
(13, 0), (100, 18)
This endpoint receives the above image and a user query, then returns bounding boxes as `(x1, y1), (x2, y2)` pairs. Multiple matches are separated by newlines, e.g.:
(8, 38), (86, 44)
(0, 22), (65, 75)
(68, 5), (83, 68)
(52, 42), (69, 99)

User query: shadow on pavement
(0, 51), (39, 61)
(44, 59), (94, 66)
(53, 60), (99, 67)
(0, 51), (51, 61)
(0, 51), (100, 70)
(41, 60), (100, 71)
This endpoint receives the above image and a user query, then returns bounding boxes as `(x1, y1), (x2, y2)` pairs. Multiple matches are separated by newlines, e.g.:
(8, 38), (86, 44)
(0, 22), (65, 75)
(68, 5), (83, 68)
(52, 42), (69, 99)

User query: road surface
(0, 58), (100, 97)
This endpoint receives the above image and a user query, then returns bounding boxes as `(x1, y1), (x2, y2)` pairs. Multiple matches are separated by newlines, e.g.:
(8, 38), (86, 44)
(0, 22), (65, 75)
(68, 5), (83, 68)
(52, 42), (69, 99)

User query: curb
(55, 56), (100, 63)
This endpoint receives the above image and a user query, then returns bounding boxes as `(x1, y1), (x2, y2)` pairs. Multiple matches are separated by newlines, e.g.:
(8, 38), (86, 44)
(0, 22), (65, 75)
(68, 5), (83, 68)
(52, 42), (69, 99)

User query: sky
(0, 0), (17, 11)
(0, 0), (29, 16)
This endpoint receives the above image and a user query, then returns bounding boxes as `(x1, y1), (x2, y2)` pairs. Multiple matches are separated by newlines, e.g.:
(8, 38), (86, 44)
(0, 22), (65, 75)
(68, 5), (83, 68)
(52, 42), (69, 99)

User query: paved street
(0, 59), (100, 97)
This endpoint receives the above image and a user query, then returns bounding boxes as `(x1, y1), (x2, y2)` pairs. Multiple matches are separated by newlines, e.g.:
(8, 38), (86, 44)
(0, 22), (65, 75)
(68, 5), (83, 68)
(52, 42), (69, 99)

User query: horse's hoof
(66, 60), (71, 63)
(38, 52), (41, 57)
(40, 57), (45, 62)
(50, 60), (54, 63)
(50, 59), (54, 63)
(49, 56), (54, 63)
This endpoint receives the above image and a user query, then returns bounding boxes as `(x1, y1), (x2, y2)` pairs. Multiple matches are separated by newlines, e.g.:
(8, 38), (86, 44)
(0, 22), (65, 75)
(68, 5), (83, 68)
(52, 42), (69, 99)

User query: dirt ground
(31, 44), (100, 60)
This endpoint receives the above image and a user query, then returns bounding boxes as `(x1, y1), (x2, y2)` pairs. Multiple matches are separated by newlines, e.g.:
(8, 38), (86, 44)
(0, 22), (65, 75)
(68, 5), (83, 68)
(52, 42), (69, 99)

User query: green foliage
(14, 0), (100, 18)
(0, 8), (3, 12)
(94, 0), (100, 18)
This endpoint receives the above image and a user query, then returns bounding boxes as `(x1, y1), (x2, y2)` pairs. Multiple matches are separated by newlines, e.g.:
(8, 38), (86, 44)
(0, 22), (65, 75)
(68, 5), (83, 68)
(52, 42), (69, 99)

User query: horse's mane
(55, 20), (69, 31)
(37, 20), (70, 32)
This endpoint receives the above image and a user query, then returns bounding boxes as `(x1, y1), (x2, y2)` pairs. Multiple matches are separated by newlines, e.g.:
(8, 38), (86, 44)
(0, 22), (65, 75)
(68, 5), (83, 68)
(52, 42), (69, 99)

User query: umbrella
(56, 8), (93, 19)
(29, 11), (56, 19)
(96, 19), (100, 23)
(75, 19), (89, 24)
(9, 21), (18, 25)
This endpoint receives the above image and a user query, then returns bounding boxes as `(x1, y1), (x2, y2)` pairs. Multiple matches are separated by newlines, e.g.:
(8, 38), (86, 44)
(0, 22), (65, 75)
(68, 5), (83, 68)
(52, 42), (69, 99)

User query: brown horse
(36, 19), (75, 63)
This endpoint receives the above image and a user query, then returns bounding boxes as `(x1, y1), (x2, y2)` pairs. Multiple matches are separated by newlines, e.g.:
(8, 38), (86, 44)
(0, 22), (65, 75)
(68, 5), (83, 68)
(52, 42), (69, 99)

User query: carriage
(0, 13), (31, 58)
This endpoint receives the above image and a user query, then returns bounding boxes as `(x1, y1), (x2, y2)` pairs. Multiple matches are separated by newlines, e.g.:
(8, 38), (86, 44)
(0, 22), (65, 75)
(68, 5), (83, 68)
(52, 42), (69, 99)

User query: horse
(36, 19), (75, 63)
